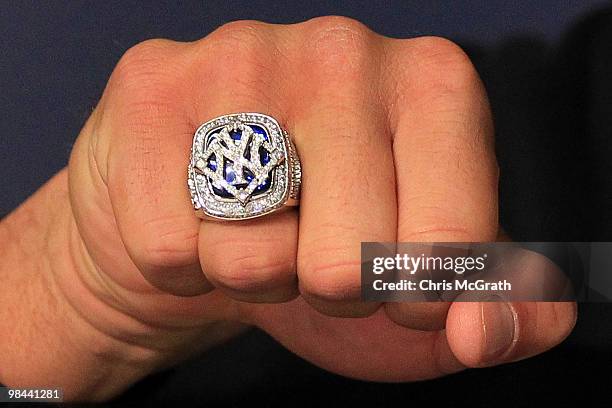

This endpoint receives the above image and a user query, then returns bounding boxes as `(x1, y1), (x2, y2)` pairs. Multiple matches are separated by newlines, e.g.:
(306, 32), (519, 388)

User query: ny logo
(195, 122), (284, 204)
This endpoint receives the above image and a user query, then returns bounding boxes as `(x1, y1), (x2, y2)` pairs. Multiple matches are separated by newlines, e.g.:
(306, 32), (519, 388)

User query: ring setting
(188, 113), (301, 220)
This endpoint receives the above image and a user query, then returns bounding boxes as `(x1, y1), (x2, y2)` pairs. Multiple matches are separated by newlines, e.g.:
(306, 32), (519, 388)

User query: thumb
(446, 301), (577, 367)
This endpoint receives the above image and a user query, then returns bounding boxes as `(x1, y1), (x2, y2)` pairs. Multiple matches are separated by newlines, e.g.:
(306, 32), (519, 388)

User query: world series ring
(188, 113), (301, 220)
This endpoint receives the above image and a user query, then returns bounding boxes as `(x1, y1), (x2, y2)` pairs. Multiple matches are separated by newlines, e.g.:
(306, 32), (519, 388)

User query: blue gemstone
(241, 168), (271, 196)
(244, 145), (251, 160)
(250, 125), (269, 141)
(212, 184), (233, 198)
(224, 160), (236, 183)
(229, 129), (242, 140)
(243, 168), (255, 183)
(259, 146), (270, 165)
(255, 175), (271, 193)
(207, 154), (217, 171)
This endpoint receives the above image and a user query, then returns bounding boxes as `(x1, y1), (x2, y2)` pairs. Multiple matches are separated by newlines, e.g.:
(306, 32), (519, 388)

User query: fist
(65, 16), (576, 388)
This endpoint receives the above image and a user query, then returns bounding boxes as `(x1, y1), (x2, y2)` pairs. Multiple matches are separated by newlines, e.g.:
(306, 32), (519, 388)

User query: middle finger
(293, 18), (397, 317)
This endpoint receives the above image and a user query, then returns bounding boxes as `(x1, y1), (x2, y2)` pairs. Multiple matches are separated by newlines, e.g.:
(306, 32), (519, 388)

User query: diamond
(250, 125), (269, 141)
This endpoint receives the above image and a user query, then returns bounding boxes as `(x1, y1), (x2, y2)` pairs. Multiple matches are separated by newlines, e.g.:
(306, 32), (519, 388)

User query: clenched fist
(0, 17), (576, 401)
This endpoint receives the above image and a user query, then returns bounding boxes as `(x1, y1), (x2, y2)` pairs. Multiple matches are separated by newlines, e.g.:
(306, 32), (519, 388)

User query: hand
(0, 16), (576, 400)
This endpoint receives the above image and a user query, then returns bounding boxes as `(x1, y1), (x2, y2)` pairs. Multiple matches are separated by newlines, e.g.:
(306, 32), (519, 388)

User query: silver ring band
(188, 113), (301, 220)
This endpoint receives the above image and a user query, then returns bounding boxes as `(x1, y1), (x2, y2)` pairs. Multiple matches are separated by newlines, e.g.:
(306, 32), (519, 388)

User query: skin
(0, 17), (577, 401)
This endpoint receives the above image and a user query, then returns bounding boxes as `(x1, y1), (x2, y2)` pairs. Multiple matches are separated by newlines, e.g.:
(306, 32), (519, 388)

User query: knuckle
(198, 20), (277, 105)
(299, 252), (361, 301)
(411, 36), (473, 71)
(399, 224), (474, 242)
(206, 20), (270, 56)
(398, 212), (497, 242)
(411, 36), (480, 94)
(113, 38), (176, 86)
(119, 38), (171, 63)
(108, 39), (187, 114)
(132, 215), (199, 272)
(308, 15), (370, 39)
(392, 36), (481, 107)
(397, 202), (476, 241)
(212, 253), (295, 293)
(306, 16), (373, 73)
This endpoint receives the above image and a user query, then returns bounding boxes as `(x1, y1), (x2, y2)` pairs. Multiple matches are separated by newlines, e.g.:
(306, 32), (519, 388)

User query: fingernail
(481, 297), (516, 363)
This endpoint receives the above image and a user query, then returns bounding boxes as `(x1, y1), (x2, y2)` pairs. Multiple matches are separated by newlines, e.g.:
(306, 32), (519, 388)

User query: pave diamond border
(188, 113), (292, 220)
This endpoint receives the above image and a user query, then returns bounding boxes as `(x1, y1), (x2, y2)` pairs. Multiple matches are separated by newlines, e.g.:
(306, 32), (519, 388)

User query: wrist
(0, 170), (244, 400)
(0, 170), (145, 399)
